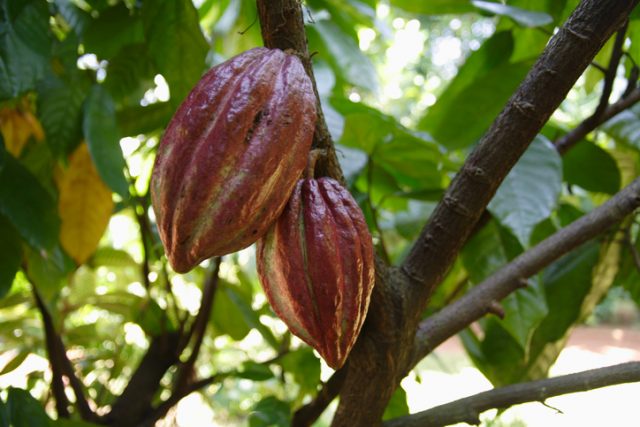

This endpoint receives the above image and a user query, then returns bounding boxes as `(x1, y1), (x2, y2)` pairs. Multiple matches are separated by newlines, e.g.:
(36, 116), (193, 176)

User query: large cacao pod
(151, 47), (317, 273)
(257, 177), (375, 369)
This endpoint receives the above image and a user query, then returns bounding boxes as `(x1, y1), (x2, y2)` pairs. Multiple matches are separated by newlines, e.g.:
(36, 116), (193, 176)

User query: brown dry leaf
(56, 142), (114, 264)
(0, 107), (44, 157)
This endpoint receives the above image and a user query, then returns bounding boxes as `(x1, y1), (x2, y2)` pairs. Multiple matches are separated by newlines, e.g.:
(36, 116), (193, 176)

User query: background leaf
(472, 1), (553, 27)
(0, 215), (21, 299)
(488, 136), (562, 247)
(142, 0), (208, 107)
(82, 85), (129, 198)
(0, 0), (51, 99)
(563, 141), (620, 194)
(0, 144), (59, 251)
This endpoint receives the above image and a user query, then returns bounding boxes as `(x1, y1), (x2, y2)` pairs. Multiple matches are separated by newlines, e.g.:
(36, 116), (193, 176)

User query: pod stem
(306, 149), (326, 179)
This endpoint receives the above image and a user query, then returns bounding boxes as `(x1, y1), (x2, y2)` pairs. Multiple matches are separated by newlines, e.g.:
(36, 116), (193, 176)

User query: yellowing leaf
(0, 107), (44, 157)
(56, 143), (114, 264)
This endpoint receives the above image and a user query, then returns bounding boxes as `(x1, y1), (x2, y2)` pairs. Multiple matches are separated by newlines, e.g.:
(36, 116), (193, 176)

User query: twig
(292, 367), (348, 427)
(555, 23), (630, 154)
(411, 178), (640, 366)
(384, 362), (640, 427)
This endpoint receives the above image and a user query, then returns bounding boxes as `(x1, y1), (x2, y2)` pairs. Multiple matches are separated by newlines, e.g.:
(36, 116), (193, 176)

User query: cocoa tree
(1, 0), (640, 426)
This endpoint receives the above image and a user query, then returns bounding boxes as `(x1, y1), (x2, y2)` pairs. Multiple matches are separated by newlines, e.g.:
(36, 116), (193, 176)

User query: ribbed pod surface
(151, 47), (316, 273)
(257, 177), (375, 369)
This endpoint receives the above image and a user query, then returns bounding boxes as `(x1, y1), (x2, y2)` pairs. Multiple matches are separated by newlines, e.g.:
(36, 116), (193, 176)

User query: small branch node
(513, 99), (536, 117)
(517, 278), (529, 288)
(488, 301), (505, 319)
(564, 26), (591, 41)
(464, 165), (491, 184)
(443, 195), (474, 218)
(541, 400), (564, 414)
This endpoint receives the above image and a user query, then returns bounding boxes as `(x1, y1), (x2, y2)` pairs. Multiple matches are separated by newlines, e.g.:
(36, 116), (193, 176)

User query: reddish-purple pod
(257, 177), (375, 369)
(151, 47), (317, 273)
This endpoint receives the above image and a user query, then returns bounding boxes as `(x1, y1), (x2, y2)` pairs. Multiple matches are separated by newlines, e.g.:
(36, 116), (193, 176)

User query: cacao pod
(151, 47), (317, 273)
(257, 177), (375, 369)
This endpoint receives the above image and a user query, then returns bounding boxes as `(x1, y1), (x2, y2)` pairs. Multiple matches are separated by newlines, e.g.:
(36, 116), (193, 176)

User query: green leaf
(473, 1), (553, 27)
(82, 3), (145, 59)
(0, 145), (59, 251)
(279, 348), (321, 395)
(88, 247), (137, 269)
(248, 396), (291, 427)
(499, 278), (548, 350)
(488, 136), (562, 247)
(0, 215), (21, 299)
(383, 386), (409, 421)
(235, 361), (274, 381)
(116, 102), (173, 137)
(54, 0), (91, 37)
(142, 0), (208, 106)
(390, 0), (476, 14)
(211, 282), (251, 341)
(428, 60), (533, 148)
(563, 141), (620, 194)
(6, 387), (50, 427)
(103, 43), (155, 103)
(418, 31), (533, 149)
(527, 243), (600, 366)
(83, 85), (129, 198)
(0, 397), (7, 427)
(37, 73), (89, 157)
(308, 20), (378, 93)
(0, 0), (51, 99)
(462, 220), (510, 284)
(134, 298), (175, 336)
(0, 351), (28, 376)
(603, 103), (640, 151)
(24, 245), (73, 301)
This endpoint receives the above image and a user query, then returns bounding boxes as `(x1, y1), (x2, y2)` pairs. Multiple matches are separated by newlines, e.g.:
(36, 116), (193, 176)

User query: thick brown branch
(32, 285), (96, 421)
(104, 332), (181, 427)
(384, 362), (640, 427)
(256, 0), (343, 181)
(173, 259), (221, 397)
(31, 285), (70, 418)
(292, 367), (348, 427)
(401, 0), (638, 318)
(411, 178), (640, 365)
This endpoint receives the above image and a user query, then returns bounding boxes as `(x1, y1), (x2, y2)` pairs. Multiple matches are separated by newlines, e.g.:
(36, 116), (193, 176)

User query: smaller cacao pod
(257, 177), (375, 369)
(151, 47), (316, 273)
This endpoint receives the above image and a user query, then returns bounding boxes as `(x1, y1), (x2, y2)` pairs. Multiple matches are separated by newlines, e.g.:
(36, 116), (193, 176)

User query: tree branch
(31, 285), (96, 421)
(256, 0), (343, 181)
(401, 0), (638, 319)
(31, 284), (70, 418)
(555, 24), (633, 154)
(292, 366), (348, 427)
(384, 361), (640, 427)
(173, 259), (221, 396)
(411, 177), (640, 366)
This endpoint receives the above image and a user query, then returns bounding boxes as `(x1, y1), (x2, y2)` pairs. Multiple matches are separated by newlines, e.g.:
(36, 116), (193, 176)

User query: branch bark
(384, 361), (640, 427)
(292, 367), (348, 427)
(555, 24), (634, 154)
(401, 0), (638, 317)
(32, 284), (96, 421)
(256, 0), (343, 182)
(411, 177), (640, 365)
